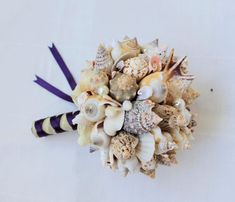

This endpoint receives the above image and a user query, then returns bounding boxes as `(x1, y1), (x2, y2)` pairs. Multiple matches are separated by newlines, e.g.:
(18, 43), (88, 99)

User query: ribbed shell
(94, 44), (113, 74)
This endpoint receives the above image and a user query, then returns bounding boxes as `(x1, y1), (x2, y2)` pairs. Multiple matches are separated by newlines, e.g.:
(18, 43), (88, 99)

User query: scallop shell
(136, 133), (155, 162)
(111, 37), (141, 62)
(139, 72), (168, 103)
(90, 121), (110, 149)
(123, 56), (149, 82)
(123, 100), (162, 135)
(103, 106), (125, 136)
(72, 114), (94, 146)
(94, 44), (113, 74)
(109, 72), (138, 102)
(71, 69), (109, 102)
(110, 131), (139, 160)
(81, 95), (118, 122)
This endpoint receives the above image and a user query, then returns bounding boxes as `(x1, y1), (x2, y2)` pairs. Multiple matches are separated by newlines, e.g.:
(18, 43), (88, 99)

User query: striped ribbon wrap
(32, 44), (79, 137)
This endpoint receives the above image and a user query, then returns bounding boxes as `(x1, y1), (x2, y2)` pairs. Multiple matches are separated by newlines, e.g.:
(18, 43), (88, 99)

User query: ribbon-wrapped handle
(32, 111), (79, 137)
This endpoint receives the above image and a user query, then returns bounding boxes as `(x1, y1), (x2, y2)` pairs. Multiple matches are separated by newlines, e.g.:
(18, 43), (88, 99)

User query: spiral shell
(123, 56), (149, 82)
(94, 44), (113, 74)
(109, 72), (138, 102)
(123, 100), (162, 135)
(110, 131), (139, 160)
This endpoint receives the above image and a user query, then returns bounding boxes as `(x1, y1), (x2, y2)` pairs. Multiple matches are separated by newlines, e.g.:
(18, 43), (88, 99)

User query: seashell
(139, 72), (168, 103)
(103, 106), (125, 136)
(81, 95), (119, 122)
(71, 68), (109, 102)
(142, 38), (168, 59)
(109, 72), (138, 102)
(122, 100), (132, 111)
(123, 56), (149, 82)
(149, 55), (162, 72)
(90, 121), (110, 149)
(111, 37), (141, 62)
(136, 86), (153, 101)
(152, 127), (177, 154)
(110, 131), (139, 160)
(117, 156), (140, 176)
(174, 99), (191, 123)
(170, 128), (191, 150)
(123, 100), (162, 135)
(74, 91), (90, 110)
(182, 87), (200, 105)
(136, 133), (155, 162)
(141, 157), (157, 171)
(156, 150), (177, 166)
(72, 114), (94, 146)
(94, 44), (113, 74)
(115, 60), (125, 71)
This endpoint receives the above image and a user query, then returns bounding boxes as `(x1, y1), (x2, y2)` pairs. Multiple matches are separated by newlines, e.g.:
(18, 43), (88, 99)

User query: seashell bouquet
(32, 37), (199, 179)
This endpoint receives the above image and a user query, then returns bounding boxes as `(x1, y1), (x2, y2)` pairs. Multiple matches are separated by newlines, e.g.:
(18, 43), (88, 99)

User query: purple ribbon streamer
(34, 43), (77, 103)
(34, 76), (73, 103)
(48, 43), (77, 90)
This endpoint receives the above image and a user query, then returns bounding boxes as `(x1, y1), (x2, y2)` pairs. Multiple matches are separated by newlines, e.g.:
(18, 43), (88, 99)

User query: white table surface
(0, 0), (235, 201)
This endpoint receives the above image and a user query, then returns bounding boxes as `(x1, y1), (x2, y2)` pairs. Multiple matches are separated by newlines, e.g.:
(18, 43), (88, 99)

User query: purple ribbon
(34, 43), (77, 103)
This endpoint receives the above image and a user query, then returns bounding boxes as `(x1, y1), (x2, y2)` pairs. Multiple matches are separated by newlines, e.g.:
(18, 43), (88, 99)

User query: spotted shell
(123, 56), (149, 82)
(109, 72), (138, 102)
(123, 100), (162, 135)
(94, 44), (113, 74)
(110, 131), (139, 160)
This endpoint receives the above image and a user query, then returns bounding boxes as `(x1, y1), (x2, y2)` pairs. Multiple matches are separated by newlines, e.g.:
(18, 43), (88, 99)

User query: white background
(0, 0), (235, 201)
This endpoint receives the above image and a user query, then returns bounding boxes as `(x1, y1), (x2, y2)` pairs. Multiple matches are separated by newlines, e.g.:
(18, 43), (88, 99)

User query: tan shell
(110, 131), (139, 160)
(123, 100), (162, 135)
(94, 44), (113, 74)
(123, 56), (149, 82)
(71, 69), (109, 103)
(111, 37), (141, 62)
(182, 87), (200, 105)
(109, 72), (138, 102)
(156, 150), (177, 166)
(139, 72), (168, 103)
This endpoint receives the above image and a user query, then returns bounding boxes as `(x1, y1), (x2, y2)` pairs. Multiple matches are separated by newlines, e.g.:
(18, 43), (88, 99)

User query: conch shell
(111, 37), (141, 62)
(109, 72), (138, 102)
(123, 100), (162, 135)
(103, 106), (125, 136)
(94, 44), (113, 74)
(138, 72), (168, 103)
(123, 56), (149, 82)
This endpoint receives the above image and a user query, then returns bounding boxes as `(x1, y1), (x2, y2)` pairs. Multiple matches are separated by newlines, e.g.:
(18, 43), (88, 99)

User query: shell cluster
(72, 37), (199, 178)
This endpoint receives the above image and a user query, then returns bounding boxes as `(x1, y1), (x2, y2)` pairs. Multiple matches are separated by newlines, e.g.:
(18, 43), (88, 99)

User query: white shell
(122, 100), (132, 111)
(90, 121), (110, 149)
(117, 156), (140, 175)
(136, 133), (155, 162)
(75, 91), (90, 110)
(136, 86), (153, 100)
(104, 106), (125, 136)
(97, 85), (109, 96)
(152, 127), (177, 154)
(82, 97), (106, 122)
